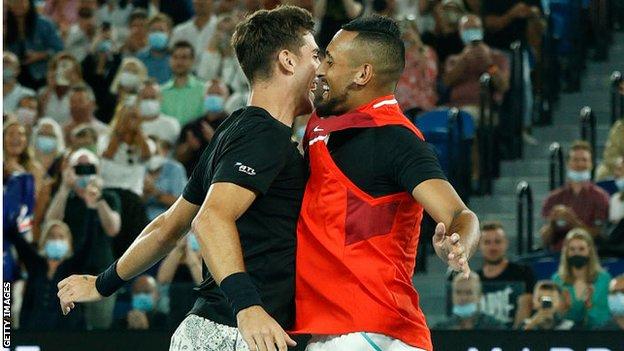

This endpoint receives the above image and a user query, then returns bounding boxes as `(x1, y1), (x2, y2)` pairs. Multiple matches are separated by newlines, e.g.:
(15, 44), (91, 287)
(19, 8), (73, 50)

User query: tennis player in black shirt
(58, 6), (320, 351)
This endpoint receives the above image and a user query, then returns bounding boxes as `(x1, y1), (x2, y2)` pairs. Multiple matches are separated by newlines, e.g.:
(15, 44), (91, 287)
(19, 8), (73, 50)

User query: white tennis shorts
(305, 332), (427, 351)
(169, 314), (250, 351)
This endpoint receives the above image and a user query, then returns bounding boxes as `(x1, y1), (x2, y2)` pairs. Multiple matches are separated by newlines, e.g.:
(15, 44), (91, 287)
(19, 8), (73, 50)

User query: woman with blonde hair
(109, 57), (148, 103)
(4, 118), (49, 241)
(5, 219), (93, 330)
(551, 228), (612, 328)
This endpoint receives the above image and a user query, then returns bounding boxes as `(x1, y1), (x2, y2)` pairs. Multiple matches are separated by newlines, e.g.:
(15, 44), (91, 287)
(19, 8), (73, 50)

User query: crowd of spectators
(3, 0), (623, 334)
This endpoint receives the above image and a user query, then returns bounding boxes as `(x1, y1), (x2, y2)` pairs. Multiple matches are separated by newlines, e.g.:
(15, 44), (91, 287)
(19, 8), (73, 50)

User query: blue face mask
(148, 31), (169, 51)
(132, 293), (155, 312)
(615, 178), (624, 191)
(36, 136), (58, 154)
(187, 234), (200, 252)
(204, 95), (225, 114)
(567, 170), (591, 183)
(452, 302), (478, 318)
(608, 292), (624, 316)
(3, 67), (15, 82)
(45, 239), (69, 260)
(98, 40), (113, 53)
(460, 28), (483, 45)
(555, 219), (568, 228)
(76, 176), (91, 189)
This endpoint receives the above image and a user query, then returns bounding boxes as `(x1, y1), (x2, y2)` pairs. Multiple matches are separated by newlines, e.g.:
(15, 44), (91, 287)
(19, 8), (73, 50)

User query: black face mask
(568, 255), (589, 268)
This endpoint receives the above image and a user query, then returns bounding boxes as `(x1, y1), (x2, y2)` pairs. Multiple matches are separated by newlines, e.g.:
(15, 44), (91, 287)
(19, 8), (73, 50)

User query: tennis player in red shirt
(294, 16), (481, 351)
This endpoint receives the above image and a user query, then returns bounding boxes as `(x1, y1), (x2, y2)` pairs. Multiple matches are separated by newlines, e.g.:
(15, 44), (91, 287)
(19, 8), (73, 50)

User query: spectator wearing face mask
(552, 229), (612, 329)
(137, 13), (173, 84)
(156, 234), (203, 326)
(63, 85), (110, 142)
(110, 57), (149, 103)
(138, 80), (181, 146)
(598, 275), (624, 330)
(38, 53), (85, 125)
(161, 41), (207, 126)
(122, 9), (149, 57)
(434, 272), (505, 330)
(3, 52), (36, 114)
(64, 7), (99, 62)
(5, 0), (64, 90)
(521, 280), (576, 330)
(114, 275), (168, 330)
(444, 15), (509, 120)
(175, 79), (228, 174)
(31, 118), (66, 231)
(143, 137), (187, 221)
(540, 141), (610, 251)
(597, 157), (624, 196)
(14, 95), (40, 133)
(45, 148), (121, 329)
(5, 219), (92, 331)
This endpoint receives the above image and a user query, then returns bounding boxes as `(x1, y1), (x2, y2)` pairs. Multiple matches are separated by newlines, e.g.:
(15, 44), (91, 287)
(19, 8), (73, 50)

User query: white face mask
(147, 155), (166, 171)
(139, 99), (160, 117)
(567, 170), (591, 183)
(119, 72), (140, 89)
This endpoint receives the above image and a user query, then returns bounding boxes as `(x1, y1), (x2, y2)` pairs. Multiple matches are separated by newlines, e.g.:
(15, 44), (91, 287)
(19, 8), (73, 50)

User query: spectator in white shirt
(196, 14), (248, 94)
(62, 85), (110, 143)
(170, 0), (218, 68)
(137, 80), (181, 147)
(65, 7), (99, 62)
(3, 52), (36, 114)
(38, 53), (85, 125)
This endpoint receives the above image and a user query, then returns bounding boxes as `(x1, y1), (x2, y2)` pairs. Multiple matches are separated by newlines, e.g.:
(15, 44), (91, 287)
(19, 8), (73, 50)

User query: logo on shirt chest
(235, 162), (256, 176)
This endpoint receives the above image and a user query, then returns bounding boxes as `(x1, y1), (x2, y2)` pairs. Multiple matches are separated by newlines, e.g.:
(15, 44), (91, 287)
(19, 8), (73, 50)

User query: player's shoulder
(373, 124), (427, 148)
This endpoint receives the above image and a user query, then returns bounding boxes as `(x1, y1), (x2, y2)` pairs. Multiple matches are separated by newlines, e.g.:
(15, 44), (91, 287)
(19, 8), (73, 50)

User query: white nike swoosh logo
(313, 126), (324, 132)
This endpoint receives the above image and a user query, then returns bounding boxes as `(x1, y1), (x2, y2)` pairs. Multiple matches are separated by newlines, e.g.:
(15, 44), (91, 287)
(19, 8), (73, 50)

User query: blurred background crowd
(3, 0), (624, 336)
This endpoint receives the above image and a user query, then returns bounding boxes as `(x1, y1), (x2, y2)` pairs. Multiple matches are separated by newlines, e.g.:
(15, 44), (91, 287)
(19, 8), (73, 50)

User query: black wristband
(95, 260), (126, 297)
(219, 272), (263, 316)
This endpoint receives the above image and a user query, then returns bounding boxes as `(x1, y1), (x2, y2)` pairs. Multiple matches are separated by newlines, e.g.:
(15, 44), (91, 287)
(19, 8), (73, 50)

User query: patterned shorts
(169, 314), (250, 351)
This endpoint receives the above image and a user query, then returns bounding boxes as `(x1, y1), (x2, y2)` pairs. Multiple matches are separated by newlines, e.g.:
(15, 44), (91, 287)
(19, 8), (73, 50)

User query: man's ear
(278, 49), (296, 75)
(353, 63), (373, 86)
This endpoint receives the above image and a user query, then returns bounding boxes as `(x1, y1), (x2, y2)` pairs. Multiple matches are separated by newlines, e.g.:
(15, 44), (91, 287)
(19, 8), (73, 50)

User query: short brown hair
(569, 140), (592, 156)
(149, 13), (172, 31)
(231, 5), (314, 84)
(481, 221), (504, 232)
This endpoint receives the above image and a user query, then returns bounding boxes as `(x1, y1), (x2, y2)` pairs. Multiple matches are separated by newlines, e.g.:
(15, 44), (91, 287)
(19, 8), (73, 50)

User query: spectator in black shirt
(82, 23), (122, 124)
(45, 148), (121, 329)
(482, 0), (543, 52)
(7, 219), (91, 331)
(59, 6), (319, 351)
(477, 221), (536, 328)
(114, 275), (168, 330)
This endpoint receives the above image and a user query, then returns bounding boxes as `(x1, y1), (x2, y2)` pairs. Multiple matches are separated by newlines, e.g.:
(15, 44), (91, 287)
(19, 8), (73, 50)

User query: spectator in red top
(443, 14), (509, 120)
(395, 16), (438, 116)
(540, 141), (610, 251)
